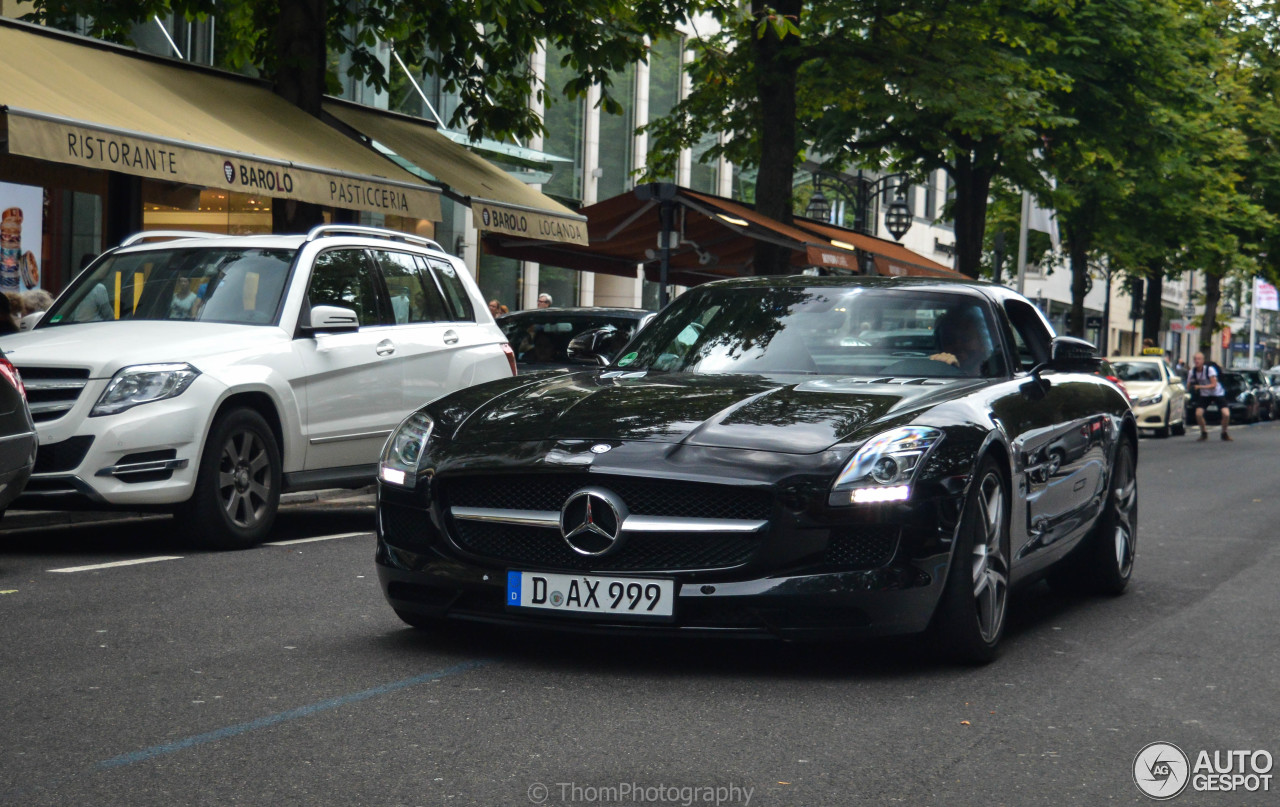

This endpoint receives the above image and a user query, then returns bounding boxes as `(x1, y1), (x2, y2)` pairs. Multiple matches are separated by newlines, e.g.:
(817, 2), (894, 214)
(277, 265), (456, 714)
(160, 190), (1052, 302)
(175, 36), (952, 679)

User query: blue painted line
(97, 659), (491, 769)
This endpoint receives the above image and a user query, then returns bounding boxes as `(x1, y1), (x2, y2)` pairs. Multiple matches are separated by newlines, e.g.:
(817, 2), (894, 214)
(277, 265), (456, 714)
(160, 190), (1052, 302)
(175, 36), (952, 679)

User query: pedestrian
(1188, 351), (1231, 441)
(19, 288), (54, 330)
(488, 298), (502, 318)
(537, 293), (552, 308)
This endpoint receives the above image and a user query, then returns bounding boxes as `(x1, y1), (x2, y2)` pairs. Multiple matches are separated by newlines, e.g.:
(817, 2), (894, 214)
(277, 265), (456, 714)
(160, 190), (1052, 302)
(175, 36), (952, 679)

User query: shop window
(538, 266), (579, 309)
(477, 252), (522, 313)
(142, 183), (271, 235)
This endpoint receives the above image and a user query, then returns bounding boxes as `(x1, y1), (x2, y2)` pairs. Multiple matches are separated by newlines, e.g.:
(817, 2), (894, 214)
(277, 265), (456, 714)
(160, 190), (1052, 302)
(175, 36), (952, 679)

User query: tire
(178, 407), (281, 550)
(1050, 440), (1137, 596)
(1171, 413), (1186, 436)
(1155, 403), (1171, 438)
(930, 457), (1010, 664)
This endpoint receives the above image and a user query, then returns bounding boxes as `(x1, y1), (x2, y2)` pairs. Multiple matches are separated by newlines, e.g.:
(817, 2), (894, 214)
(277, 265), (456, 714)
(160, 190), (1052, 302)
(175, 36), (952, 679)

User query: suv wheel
(179, 407), (281, 549)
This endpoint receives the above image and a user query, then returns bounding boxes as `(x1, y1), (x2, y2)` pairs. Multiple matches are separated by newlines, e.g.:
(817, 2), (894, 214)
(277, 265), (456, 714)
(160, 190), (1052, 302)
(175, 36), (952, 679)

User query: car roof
(696, 273), (1010, 302)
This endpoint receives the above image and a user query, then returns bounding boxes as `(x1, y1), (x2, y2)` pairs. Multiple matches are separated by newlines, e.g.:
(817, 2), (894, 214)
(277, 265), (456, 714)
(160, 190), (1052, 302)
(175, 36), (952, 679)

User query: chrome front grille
(16, 367), (91, 423)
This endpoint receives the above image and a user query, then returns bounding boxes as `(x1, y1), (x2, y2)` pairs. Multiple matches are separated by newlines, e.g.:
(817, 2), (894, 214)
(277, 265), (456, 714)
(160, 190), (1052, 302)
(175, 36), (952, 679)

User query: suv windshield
(616, 286), (1007, 378)
(43, 247), (296, 327)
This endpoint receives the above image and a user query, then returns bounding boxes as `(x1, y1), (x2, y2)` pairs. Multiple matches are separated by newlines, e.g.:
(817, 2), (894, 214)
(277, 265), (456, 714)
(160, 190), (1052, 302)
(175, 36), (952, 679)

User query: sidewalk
(0, 486), (375, 533)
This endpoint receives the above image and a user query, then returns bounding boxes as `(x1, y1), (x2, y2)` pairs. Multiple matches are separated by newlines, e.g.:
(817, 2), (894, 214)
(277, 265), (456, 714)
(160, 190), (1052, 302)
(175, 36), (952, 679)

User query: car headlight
(1135, 392), (1163, 407)
(830, 426), (944, 506)
(379, 411), (434, 487)
(90, 363), (201, 417)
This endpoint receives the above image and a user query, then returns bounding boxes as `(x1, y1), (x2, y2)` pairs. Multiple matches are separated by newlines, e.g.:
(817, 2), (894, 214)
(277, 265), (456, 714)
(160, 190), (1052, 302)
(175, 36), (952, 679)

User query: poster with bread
(0, 181), (44, 292)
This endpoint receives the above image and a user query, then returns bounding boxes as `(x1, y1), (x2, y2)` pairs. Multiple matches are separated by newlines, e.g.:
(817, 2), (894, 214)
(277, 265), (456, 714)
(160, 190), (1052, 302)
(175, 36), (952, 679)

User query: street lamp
(805, 175), (832, 222)
(884, 195), (913, 241)
(805, 168), (915, 241)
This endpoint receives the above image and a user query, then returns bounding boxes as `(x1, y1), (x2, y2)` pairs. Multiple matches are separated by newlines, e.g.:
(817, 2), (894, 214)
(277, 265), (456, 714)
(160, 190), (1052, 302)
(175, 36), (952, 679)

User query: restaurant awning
(482, 186), (959, 285)
(0, 19), (441, 220)
(790, 218), (965, 278)
(323, 100), (587, 245)
(482, 187), (864, 286)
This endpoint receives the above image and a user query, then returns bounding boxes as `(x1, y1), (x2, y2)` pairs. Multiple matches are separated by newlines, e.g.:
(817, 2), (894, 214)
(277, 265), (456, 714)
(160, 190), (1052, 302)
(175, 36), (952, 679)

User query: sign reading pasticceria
(473, 199), (588, 246)
(6, 113), (442, 221)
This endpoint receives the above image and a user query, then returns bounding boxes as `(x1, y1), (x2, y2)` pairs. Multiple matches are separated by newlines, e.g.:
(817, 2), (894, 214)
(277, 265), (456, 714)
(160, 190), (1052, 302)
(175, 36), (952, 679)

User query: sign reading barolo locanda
(6, 113), (442, 221)
(474, 199), (589, 246)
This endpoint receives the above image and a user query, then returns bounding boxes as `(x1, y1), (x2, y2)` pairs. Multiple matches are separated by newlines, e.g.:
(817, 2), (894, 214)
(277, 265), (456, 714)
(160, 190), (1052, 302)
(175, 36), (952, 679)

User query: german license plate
(506, 571), (675, 620)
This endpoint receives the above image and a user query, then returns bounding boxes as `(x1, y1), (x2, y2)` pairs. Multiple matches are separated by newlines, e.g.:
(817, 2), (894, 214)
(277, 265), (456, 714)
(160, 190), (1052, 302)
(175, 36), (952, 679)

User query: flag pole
(1249, 276), (1258, 368)
(1015, 191), (1030, 295)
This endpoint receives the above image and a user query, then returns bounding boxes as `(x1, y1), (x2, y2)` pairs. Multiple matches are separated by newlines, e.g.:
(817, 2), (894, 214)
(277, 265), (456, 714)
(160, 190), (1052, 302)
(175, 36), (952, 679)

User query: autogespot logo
(1134, 742), (1190, 800)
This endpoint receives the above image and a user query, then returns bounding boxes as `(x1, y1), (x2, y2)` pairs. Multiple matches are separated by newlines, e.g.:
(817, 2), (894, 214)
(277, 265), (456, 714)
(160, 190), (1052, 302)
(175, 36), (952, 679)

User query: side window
(423, 257), (476, 322)
(308, 249), (381, 327)
(372, 250), (450, 324)
(1003, 299), (1052, 371)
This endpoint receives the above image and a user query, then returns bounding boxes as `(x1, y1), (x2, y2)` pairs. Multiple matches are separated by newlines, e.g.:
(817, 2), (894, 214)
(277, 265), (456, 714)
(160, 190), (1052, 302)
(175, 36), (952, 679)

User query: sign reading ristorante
(8, 114), (442, 221)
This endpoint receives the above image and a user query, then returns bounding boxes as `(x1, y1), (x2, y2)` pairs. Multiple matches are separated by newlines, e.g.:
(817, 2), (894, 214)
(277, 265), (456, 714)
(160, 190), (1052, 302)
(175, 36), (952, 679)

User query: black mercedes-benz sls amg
(375, 276), (1137, 662)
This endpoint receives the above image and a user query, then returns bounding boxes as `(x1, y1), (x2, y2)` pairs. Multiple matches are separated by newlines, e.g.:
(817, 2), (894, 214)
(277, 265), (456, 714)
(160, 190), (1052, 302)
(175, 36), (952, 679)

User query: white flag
(1026, 194), (1060, 253)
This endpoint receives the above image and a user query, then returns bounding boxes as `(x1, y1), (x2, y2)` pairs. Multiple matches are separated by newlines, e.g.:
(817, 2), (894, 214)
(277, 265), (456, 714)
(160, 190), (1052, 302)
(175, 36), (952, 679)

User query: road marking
(48, 556), (183, 573)
(263, 532), (370, 546)
(97, 659), (491, 769)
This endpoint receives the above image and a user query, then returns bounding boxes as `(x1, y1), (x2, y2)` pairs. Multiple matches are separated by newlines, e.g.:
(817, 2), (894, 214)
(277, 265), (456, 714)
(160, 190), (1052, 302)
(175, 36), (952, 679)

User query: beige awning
(0, 20), (441, 221)
(324, 101), (587, 246)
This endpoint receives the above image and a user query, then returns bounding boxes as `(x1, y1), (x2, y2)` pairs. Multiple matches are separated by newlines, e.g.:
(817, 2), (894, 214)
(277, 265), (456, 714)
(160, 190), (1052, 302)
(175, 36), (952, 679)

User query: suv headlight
(1135, 392), (1163, 407)
(830, 426), (944, 506)
(379, 411), (434, 487)
(90, 363), (201, 417)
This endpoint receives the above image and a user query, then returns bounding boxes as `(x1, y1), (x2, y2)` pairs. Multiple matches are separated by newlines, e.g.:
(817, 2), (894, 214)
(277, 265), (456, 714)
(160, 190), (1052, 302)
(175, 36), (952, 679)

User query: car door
(295, 247), (402, 472)
(990, 299), (1115, 570)
(370, 249), (466, 412)
(417, 255), (509, 391)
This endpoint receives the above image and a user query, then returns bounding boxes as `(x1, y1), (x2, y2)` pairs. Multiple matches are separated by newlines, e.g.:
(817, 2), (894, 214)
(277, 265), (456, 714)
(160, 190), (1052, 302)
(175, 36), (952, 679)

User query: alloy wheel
(1111, 447), (1137, 578)
(217, 429), (273, 529)
(971, 471), (1009, 644)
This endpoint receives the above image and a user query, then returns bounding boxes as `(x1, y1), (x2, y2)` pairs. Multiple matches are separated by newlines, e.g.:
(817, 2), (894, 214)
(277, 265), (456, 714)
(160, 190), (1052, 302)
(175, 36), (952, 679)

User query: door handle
(376, 339), (396, 356)
(443, 329), (459, 345)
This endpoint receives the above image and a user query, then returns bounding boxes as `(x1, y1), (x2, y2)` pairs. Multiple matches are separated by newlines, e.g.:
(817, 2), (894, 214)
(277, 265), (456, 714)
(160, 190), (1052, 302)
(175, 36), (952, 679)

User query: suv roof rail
(304, 224), (444, 252)
(121, 230), (231, 247)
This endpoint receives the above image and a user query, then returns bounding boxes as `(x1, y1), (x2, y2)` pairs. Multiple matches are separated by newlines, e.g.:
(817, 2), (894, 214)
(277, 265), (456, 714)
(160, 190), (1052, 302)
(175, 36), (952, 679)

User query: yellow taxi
(1110, 350), (1187, 436)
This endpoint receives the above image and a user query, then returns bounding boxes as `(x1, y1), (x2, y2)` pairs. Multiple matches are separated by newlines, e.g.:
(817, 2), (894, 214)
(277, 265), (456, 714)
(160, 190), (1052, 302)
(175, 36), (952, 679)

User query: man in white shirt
(1188, 352), (1231, 441)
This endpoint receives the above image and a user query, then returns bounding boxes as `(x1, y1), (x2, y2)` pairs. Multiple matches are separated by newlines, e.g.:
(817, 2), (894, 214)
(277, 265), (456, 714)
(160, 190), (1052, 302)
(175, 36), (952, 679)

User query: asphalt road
(2, 423), (1278, 807)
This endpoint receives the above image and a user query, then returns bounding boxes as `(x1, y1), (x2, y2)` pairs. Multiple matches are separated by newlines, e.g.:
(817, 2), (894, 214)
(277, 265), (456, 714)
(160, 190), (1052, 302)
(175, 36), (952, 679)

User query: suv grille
(442, 474), (772, 521)
(16, 367), (90, 423)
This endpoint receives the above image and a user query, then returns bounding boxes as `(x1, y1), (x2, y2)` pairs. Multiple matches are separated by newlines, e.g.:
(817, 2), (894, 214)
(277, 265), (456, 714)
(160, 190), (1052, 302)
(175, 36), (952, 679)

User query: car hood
(451, 371), (982, 454)
(0, 321), (287, 378)
(1123, 380), (1168, 397)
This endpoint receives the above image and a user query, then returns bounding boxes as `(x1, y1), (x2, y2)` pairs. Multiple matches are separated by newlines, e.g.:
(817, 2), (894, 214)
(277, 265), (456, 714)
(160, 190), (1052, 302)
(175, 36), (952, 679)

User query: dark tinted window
(373, 250), (449, 323)
(423, 257), (475, 322)
(500, 313), (644, 364)
(1113, 361), (1164, 382)
(308, 249), (381, 327)
(1003, 300), (1052, 371)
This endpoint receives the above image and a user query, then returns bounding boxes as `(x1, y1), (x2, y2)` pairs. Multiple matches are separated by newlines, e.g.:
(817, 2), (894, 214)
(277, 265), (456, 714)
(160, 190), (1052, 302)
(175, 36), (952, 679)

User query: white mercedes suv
(1, 225), (515, 548)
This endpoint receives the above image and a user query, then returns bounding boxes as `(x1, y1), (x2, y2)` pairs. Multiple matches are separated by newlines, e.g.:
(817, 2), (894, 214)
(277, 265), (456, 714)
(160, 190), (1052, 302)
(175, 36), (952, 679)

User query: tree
(24, 0), (672, 229)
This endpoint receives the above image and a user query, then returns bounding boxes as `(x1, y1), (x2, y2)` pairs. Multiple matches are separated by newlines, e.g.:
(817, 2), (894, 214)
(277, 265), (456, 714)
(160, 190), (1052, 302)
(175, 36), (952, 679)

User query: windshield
(43, 247), (296, 327)
(501, 313), (644, 364)
(1112, 361), (1164, 382)
(614, 286), (1007, 378)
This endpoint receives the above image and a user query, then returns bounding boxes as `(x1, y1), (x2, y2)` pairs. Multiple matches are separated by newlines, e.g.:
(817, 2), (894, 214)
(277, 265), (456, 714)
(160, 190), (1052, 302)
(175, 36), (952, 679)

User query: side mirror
(566, 327), (617, 366)
(306, 304), (360, 334)
(1043, 335), (1102, 373)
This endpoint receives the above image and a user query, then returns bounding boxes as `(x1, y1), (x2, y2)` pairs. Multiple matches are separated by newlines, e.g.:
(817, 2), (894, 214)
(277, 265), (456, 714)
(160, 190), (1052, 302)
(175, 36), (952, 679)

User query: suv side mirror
(306, 304), (360, 334)
(1045, 335), (1102, 372)
(566, 327), (617, 366)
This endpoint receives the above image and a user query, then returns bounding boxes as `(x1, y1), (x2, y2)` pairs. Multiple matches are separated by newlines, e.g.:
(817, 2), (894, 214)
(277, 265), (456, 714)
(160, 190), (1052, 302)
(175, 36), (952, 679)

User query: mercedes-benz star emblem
(559, 487), (628, 556)
(590, 443), (612, 454)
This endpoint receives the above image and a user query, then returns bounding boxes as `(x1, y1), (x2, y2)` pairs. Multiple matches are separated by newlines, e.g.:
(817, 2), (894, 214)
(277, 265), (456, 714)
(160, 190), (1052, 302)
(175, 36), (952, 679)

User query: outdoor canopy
(482, 185), (962, 286)
(0, 18), (442, 220)
(324, 100), (588, 246)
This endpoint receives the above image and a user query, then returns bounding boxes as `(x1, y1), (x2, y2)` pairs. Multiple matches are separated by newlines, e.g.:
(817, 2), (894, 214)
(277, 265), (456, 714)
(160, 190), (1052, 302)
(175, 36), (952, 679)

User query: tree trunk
(1067, 225), (1090, 338)
(950, 156), (992, 278)
(1200, 271), (1221, 358)
(749, 0), (802, 276)
(270, 0), (327, 233)
(1142, 266), (1165, 344)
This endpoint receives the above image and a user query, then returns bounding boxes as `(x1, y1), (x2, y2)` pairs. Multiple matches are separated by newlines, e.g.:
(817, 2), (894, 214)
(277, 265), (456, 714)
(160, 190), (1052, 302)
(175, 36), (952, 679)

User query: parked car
(1236, 368), (1277, 420)
(376, 276), (1137, 663)
(1186, 369), (1261, 424)
(498, 307), (655, 373)
(0, 348), (37, 515)
(1, 225), (514, 548)
(1110, 356), (1187, 436)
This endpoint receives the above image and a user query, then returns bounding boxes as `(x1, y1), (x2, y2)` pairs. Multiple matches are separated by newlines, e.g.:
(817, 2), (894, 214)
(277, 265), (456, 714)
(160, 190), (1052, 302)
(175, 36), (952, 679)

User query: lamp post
(804, 170), (915, 241)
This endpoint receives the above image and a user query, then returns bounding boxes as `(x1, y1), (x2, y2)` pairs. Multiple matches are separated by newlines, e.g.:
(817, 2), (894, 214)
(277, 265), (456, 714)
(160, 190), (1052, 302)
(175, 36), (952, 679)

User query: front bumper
(374, 470), (964, 641)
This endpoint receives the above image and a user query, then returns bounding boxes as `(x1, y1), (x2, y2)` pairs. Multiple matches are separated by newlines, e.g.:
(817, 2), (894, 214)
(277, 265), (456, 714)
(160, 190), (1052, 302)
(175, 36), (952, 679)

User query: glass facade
(478, 252), (523, 313)
(543, 48), (586, 202)
(596, 63), (636, 200)
(645, 37), (684, 182)
(690, 132), (719, 194)
(538, 265), (580, 308)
